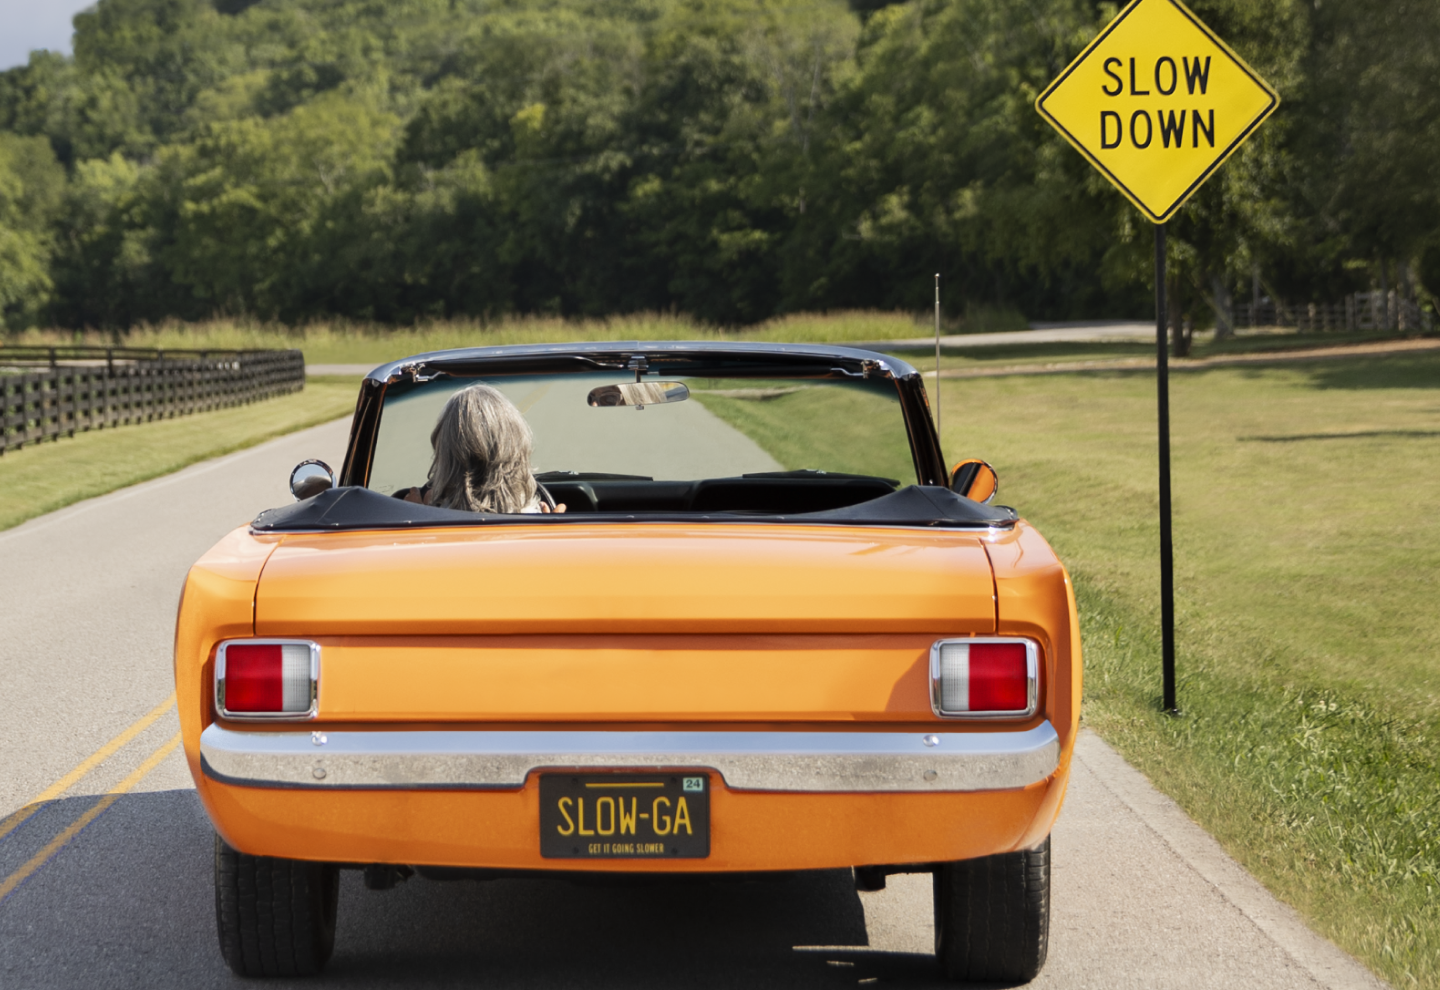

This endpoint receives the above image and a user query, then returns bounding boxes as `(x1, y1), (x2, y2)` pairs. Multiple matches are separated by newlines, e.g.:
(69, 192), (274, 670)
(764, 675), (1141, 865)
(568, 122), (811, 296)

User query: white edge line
(1073, 729), (1392, 990)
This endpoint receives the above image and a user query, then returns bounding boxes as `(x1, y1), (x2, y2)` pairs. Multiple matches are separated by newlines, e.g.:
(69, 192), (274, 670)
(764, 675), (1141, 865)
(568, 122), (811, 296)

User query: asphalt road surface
(0, 417), (1387, 989)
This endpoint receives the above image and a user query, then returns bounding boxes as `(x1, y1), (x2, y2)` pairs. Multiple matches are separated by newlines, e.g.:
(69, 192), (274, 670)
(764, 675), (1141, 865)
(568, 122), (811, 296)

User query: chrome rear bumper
(200, 723), (1060, 793)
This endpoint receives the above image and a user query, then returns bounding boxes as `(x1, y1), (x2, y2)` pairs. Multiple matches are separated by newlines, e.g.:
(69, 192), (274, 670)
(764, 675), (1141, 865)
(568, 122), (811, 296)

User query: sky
(0, 0), (95, 71)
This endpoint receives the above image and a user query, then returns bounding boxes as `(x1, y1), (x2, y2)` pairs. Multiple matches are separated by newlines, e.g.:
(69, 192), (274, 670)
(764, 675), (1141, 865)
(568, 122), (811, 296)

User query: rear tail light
(930, 639), (1038, 717)
(215, 641), (318, 719)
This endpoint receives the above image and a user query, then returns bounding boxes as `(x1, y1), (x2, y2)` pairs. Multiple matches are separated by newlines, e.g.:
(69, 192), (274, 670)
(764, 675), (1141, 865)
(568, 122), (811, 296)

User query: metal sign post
(1034, 0), (1279, 712)
(1154, 223), (1176, 711)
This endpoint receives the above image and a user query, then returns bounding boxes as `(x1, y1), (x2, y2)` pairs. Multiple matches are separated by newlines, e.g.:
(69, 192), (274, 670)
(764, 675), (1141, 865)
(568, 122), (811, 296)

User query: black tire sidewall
(933, 835), (1051, 984)
(214, 833), (339, 978)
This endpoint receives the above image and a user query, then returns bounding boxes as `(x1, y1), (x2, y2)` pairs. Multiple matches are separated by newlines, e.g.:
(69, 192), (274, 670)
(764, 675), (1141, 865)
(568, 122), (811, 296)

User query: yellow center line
(0, 732), (182, 904)
(0, 693), (176, 844)
(516, 382), (553, 414)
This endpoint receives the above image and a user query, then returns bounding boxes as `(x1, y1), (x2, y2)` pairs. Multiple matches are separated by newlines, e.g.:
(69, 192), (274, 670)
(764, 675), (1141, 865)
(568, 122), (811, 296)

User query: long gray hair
(427, 383), (539, 513)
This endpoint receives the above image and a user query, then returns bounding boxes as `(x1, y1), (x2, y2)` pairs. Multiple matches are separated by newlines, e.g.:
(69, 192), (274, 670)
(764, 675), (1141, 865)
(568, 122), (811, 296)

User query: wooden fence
(0, 346), (305, 454)
(1239, 291), (1433, 333)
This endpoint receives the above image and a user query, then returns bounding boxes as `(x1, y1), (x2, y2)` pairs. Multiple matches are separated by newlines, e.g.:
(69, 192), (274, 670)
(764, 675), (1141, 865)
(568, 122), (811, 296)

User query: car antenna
(934, 273), (942, 443)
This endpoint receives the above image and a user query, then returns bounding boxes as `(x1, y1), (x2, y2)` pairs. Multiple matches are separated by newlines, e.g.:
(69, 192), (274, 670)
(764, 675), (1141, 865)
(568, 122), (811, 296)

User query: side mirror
(950, 459), (998, 503)
(290, 459), (335, 501)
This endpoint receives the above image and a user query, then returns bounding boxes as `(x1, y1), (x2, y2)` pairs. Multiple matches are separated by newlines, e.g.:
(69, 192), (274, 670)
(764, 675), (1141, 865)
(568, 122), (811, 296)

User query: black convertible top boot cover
(252, 485), (1017, 532)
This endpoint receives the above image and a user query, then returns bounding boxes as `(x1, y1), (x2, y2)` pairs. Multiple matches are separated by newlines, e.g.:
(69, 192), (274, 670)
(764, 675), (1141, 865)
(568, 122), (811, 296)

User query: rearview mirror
(950, 459), (998, 503)
(587, 381), (690, 408)
(290, 459), (335, 501)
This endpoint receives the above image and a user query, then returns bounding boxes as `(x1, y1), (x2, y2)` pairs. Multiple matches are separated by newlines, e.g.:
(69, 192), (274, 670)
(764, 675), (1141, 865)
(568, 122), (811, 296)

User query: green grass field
(0, 378), (358, 532)
(937, 355), (1439, 989)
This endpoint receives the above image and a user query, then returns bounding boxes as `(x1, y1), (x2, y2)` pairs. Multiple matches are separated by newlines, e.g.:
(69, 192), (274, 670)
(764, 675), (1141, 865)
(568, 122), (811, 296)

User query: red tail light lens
(931, 639), (1038, 717)
(969, 643), (1029, 711)
(216, 641), (317, 718)
(224, 644), (283, 711)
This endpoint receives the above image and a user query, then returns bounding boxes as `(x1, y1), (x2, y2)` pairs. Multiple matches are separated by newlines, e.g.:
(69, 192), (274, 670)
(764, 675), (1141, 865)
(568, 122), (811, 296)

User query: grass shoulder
(0, 379), (358, 533)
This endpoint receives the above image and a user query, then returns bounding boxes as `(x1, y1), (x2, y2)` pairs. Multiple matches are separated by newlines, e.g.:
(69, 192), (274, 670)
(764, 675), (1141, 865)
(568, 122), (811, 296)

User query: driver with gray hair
(399, 383), (564, 513)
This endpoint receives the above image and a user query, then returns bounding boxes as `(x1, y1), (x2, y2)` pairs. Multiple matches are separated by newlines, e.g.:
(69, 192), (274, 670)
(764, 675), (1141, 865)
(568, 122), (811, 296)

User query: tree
(0, 133), (65, 327)
(161, 91), (399, 319)
(0, 0), (1433, 330)
(781, 0), (1141, 319)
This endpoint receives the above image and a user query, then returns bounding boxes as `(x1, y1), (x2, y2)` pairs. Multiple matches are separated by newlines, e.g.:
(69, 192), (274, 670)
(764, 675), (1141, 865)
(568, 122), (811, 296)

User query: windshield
(368, 371), (917, 505)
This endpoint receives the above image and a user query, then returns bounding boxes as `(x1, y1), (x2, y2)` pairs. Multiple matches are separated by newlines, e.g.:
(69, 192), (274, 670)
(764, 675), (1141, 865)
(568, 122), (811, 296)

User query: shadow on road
(0, 790), (955, 989)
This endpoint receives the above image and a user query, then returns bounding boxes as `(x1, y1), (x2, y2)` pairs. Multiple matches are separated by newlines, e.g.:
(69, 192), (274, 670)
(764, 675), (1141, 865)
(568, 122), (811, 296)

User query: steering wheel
(536, 481), (557, 512)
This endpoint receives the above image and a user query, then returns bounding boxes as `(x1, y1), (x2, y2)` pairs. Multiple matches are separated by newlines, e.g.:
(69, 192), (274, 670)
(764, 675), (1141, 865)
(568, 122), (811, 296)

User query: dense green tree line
(0, 0), (1435, 330)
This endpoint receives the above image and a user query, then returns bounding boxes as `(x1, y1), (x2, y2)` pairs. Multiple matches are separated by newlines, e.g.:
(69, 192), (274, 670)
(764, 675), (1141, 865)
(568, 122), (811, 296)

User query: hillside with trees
(0, 0), (1435, 329)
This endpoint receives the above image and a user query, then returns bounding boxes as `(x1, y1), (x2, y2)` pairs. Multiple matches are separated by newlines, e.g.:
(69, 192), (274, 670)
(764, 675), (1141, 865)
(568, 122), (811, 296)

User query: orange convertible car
(175, 342), (1080, 982)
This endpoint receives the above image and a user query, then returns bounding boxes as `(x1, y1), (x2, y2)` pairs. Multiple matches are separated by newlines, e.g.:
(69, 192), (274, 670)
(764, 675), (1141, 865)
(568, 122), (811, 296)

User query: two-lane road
(0, 417), (1384, 989)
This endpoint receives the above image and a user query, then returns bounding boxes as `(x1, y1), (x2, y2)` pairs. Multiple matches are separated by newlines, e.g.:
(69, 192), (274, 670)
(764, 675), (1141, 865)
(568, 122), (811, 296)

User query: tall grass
(1, 306), (1037, 365)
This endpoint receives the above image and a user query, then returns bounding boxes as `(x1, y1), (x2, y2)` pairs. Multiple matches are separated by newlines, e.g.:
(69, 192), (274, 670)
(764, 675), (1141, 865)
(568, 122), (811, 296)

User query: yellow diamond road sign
(1036, 0), (1278, 224)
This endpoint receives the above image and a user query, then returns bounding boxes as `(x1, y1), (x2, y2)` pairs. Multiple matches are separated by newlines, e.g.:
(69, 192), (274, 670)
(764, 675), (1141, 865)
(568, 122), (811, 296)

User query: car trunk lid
(253, 523), (996, 636)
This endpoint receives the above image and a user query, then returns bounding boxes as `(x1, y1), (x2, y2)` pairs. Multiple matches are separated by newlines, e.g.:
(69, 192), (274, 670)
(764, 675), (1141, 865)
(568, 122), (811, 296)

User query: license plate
(539, 773), (710, 859)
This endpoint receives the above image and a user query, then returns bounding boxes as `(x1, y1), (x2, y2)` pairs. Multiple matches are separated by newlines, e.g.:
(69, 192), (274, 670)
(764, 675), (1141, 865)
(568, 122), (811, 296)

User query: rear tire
(214, 834), (339, 977)
(933, 835), (1050, 984)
